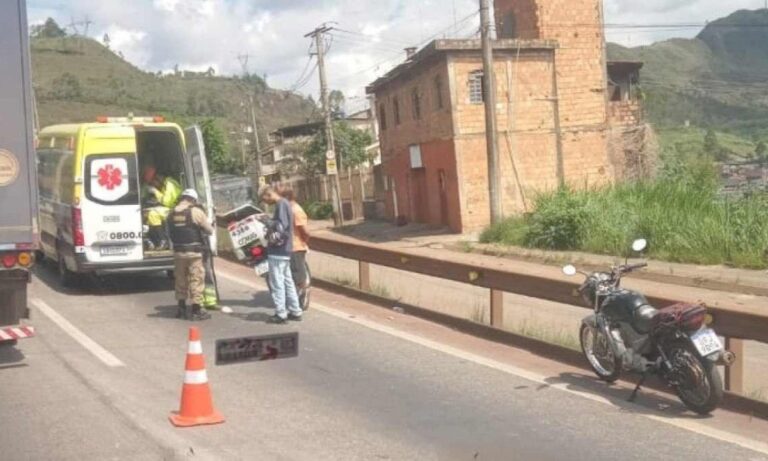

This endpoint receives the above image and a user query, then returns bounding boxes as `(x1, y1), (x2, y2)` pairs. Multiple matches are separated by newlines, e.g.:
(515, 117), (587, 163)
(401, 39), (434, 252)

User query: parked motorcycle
(221, 204), (311, 310)
(562, 239), (735, 414)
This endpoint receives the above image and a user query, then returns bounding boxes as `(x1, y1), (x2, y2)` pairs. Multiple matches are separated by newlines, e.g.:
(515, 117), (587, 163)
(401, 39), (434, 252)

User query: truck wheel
(58, 253), (78, 288)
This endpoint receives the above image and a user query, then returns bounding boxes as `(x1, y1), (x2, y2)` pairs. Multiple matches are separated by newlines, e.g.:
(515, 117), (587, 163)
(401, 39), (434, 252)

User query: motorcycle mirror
(632, 239), (648, 253)
(562, 265), (578, 277)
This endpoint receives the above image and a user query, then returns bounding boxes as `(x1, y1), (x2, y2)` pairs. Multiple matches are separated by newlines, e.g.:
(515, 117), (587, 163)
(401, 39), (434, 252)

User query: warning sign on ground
(215, 332), (299, 365)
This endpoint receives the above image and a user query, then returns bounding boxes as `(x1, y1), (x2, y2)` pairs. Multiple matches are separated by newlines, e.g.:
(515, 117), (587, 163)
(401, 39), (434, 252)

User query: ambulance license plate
(100, 246), (130, 257)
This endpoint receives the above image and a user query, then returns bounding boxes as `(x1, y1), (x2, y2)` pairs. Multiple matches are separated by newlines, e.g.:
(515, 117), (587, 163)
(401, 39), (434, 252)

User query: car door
(184, 125), (217, 254)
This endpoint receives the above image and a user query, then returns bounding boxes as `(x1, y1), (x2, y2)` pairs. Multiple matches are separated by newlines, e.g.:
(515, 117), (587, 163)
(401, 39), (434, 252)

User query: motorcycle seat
(632, 304), (659, 334)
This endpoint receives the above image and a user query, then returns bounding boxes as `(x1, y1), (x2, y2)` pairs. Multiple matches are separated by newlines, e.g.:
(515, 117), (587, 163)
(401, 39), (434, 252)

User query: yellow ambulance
(36, 116), (216, 285)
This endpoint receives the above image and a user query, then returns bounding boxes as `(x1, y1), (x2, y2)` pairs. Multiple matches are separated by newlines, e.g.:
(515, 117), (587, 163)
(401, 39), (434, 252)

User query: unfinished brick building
(367, 0), (643, 233)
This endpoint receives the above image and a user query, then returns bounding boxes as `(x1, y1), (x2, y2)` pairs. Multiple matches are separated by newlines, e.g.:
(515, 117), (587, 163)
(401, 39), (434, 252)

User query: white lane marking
(185, 369), (208, 385)
(31, 298), (126, 368)
(219, 270), (768, 456)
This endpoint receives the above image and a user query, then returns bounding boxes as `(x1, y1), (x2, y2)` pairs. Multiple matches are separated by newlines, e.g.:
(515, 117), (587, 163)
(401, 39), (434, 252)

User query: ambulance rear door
(184, 126), (217, 254)
(79, 129), (143, 264)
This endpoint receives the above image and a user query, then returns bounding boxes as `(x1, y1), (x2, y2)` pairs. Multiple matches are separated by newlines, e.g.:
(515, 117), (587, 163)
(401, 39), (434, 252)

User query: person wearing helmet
(168, 189), (214, 321)
(142, 165), (182, 251)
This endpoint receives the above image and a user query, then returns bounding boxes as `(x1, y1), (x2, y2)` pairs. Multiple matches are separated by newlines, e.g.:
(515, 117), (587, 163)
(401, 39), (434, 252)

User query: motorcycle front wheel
(667, 343), (723, 415)
(580, 323), (621, 383)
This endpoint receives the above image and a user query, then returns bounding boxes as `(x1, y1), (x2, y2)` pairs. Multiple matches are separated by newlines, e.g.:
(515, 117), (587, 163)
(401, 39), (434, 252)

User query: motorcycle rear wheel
(580, 323), (621, 383)
(668, 343), (723, 415)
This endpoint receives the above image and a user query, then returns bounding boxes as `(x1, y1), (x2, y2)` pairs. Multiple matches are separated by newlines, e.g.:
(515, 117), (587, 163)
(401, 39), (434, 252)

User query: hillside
(31, 35), (318, 160)
(608, 9), (768, 139)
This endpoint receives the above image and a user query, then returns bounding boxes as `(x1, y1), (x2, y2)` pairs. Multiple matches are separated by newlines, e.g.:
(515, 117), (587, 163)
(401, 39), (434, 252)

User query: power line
(330, 11), (481, 85)
(332, 28), (413, 47)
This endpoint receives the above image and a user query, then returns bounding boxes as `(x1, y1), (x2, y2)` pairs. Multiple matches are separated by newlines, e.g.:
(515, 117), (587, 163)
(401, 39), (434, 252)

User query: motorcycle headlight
(704, 314), (714, 326)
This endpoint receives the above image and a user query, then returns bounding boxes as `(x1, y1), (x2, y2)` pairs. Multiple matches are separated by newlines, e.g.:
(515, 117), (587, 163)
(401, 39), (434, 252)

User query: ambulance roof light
(96, 115), (165, 123)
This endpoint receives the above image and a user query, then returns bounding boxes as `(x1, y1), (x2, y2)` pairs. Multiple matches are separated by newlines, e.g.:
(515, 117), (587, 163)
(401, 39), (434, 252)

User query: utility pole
(237, 54), (252, 76)
(480, 0), (502, 224)
(247, 94), (262, 180)
(306, 24), (344, 226)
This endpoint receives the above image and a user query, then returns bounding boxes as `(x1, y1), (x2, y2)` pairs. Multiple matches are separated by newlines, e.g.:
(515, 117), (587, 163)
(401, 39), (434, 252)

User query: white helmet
(181, 189), (199, 201)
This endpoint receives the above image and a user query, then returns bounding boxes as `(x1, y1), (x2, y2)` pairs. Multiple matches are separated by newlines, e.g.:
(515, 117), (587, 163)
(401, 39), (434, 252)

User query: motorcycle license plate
(255, 261), (269, 276)
(230, 216), (264, 249)
(691, 328), (723, 357)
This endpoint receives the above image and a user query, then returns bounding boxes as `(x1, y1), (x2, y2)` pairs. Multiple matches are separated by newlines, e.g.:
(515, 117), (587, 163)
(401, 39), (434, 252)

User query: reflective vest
(160, 177), (182, 208)
(169, 208), (205, 253)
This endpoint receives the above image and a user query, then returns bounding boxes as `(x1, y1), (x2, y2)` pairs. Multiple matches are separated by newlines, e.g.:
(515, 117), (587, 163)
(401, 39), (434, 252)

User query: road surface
(0, 258), (767, 460)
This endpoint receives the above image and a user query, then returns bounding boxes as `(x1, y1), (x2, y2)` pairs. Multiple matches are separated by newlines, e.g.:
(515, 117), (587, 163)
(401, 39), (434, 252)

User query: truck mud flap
(0, 326), (35, 343)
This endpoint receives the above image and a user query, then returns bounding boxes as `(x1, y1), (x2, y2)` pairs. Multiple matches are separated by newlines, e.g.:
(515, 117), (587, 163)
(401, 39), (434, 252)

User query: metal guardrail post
(359, 261), (371, 292)
(725, 337), (744, 394)
(490, 289), (504, 327)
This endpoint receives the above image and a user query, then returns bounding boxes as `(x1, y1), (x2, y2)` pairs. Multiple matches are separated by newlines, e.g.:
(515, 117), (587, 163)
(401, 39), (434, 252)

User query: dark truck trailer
(0, 0), (38, 343)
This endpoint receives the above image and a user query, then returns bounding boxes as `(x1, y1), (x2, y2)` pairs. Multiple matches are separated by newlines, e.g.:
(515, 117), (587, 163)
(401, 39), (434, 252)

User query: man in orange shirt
(279, 186), (310, 291)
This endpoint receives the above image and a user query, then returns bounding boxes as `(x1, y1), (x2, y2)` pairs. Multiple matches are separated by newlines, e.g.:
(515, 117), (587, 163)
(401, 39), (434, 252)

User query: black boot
(189, 304), (211, 321)
(176, 300), (187, 319)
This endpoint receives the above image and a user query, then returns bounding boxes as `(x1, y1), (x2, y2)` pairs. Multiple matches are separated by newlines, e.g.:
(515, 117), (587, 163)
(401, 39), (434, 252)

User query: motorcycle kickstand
(628, 370), (650, 403)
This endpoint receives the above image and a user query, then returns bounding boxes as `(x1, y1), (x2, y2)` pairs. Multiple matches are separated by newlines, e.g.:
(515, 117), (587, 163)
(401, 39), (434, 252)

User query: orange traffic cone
(169, 327), (225, 427)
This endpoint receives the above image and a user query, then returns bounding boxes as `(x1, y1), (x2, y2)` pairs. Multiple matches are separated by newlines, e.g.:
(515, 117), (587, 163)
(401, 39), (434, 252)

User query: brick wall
(608, 100), (642, 126)
(450, 51), (561, 229)
(374, 57), (463, 231)
(375, 58), (454, 159)
(495, 0), (540, 39)
(494, 0), (614, 190)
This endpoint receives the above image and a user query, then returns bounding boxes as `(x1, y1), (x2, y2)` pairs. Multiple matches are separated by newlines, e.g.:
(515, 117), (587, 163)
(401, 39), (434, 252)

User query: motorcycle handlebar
(621, 262), (648, 273)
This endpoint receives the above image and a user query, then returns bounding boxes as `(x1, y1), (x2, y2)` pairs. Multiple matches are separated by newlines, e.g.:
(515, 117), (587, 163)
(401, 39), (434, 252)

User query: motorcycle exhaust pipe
(717, 350), (737, 366)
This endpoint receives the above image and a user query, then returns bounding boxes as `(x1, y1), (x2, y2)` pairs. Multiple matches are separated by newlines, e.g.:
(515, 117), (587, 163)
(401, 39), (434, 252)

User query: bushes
(303, 201), (334, 220)
(481, 180), (768, 269)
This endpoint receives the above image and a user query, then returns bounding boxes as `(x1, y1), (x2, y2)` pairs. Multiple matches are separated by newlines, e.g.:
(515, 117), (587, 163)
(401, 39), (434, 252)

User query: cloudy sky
(27, 0), (767, 110)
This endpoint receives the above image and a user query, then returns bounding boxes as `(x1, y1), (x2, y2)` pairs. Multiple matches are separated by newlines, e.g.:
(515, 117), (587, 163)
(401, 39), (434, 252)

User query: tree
(703, 129), (719, 156)
(329, 90), (345, 117)
(756, 141), (767, 163)
(200, 119), (239, 174)
(32, 18), (67, 38)
(703, 129), (729, 162)
(294, 122), (374, 176)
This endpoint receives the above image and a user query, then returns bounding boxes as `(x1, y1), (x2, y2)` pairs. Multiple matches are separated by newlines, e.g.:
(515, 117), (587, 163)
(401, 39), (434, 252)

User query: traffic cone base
(169, 410), (225, 427)
(170, 327), (225, 428)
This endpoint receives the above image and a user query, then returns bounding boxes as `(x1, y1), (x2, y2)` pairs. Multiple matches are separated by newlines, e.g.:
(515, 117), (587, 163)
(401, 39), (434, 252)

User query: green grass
(511, 321), (581, 352)
(658, 127), (760, 162)
(481, 179), (768, 270)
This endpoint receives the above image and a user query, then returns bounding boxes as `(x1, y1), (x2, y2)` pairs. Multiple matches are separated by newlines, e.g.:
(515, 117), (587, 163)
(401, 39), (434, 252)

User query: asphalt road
(0, 259), (767, 461)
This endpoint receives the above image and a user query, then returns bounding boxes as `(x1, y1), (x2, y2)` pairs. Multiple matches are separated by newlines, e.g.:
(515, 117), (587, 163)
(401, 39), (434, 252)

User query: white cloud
(604, 0), (765, 46)
(152, 0), (181, 13)
(27, 0), (767, 104)
(104, 26), (149, 66)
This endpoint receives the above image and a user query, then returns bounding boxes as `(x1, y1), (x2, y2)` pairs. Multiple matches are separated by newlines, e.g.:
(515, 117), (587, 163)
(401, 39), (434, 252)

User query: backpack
(265, 219), (287, 248)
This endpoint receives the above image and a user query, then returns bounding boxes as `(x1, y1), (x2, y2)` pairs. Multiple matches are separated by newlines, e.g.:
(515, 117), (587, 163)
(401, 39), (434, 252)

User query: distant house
(253, 109), (380, 186)
(257, 121), (324, 185)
